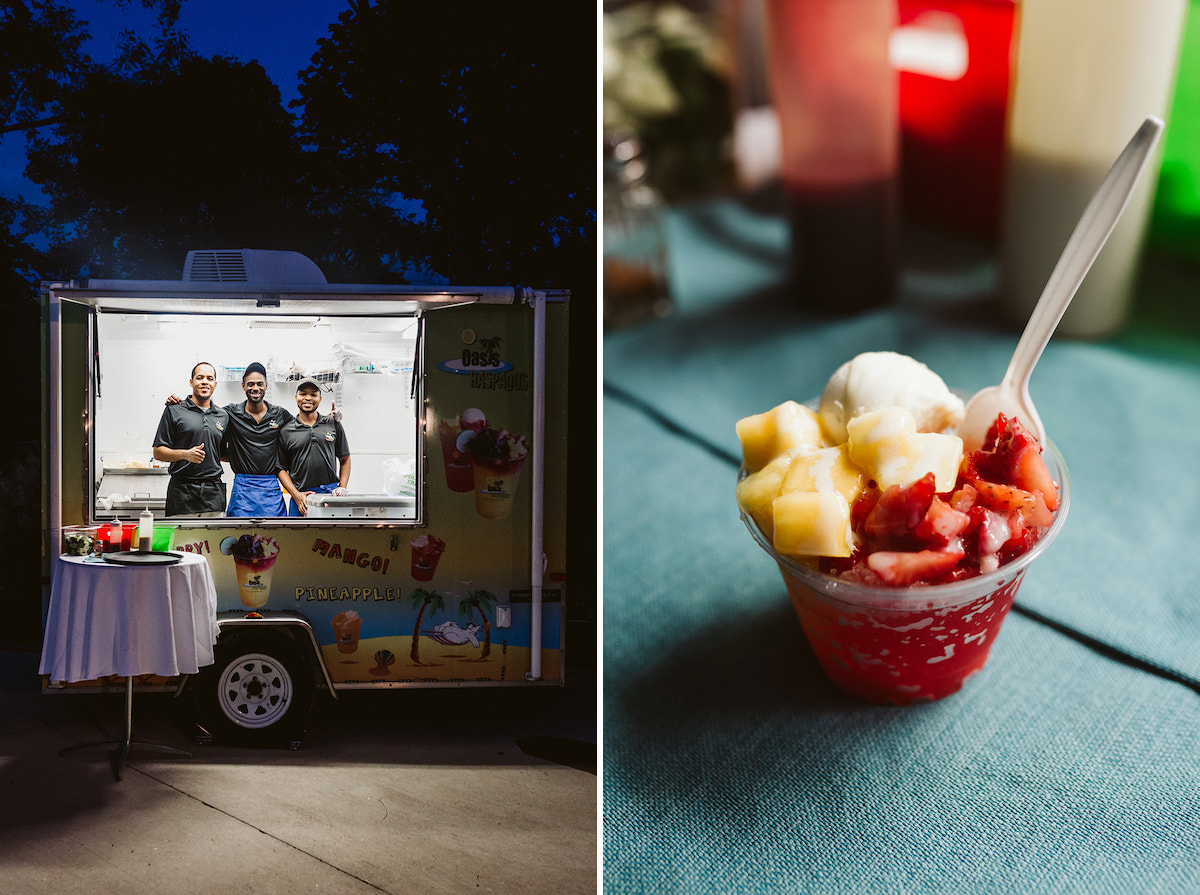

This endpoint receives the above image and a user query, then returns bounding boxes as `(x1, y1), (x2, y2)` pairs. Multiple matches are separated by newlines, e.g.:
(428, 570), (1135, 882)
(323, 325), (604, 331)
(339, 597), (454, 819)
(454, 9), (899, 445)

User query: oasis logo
(437, 333), (513, 375)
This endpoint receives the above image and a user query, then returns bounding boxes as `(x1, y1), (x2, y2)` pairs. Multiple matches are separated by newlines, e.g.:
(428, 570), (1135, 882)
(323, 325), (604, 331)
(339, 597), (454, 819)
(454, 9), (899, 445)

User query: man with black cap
(222, 362), (295, 516)
(153, 361), (230, 516)
(276, 376), (351, 516)
(163, 362), (293, 516)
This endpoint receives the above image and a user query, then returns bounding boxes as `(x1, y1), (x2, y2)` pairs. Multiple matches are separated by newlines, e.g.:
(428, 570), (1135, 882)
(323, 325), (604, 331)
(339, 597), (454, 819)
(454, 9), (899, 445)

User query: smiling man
(152, 361), (230, 517)
(276, 377), (351, 517)
(222, 362), (295, 517)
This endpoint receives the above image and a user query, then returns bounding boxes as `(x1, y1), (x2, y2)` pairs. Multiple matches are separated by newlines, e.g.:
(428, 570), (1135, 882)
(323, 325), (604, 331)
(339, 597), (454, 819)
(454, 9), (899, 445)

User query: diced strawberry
(962, 505), (987, 537)
(991, 416), (1059, 511)
(1025, 491), (1054, 528)
(864, 473), (937, 540)
(977, 507), (1013, 556)
(998, 525), (1040, 565)
(998, 415), (1040, 453)
(914, 496), (971, 547)
(867, 543), (966, 586)
(959, 451), (993, 488)
(1012, 443), (1059, 511)
(850, 488), (881, 533)
(949, 483), (978, 513)
(981, 414), (1006, 452)
(973, 479), (1037, 515)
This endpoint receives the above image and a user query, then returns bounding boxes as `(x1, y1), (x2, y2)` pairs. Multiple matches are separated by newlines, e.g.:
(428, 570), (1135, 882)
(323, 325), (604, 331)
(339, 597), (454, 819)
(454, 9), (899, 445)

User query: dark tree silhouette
(25, 53), (319, 279)
(295, 0), (594, 286)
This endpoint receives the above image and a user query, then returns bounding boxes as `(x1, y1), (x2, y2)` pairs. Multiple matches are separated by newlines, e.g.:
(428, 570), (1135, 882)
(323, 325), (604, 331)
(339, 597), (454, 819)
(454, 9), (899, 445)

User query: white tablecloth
(39, 553), (220, 683)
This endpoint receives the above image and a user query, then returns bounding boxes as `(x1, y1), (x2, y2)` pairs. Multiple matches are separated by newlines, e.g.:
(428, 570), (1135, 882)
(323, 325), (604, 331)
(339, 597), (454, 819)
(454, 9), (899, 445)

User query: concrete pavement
(0, 649), (597, 894)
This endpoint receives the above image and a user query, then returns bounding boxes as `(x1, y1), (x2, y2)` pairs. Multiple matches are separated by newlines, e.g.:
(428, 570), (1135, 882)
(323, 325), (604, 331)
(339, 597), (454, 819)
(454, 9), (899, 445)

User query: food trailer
(41, 249), (569, 746)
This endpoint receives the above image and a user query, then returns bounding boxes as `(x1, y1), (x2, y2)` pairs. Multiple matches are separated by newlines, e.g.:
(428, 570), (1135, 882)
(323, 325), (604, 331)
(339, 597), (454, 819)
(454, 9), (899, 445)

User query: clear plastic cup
(741, 438), (1070, 704)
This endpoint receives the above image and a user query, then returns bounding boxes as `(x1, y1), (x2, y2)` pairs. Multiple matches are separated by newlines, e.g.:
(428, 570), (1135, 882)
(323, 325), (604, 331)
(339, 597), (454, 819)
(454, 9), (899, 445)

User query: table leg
(60, 676), (193, 781)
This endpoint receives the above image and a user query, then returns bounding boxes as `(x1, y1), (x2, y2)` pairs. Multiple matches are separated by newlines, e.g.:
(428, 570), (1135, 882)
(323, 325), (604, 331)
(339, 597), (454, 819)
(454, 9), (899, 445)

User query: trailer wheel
(194, 631), (316, 747)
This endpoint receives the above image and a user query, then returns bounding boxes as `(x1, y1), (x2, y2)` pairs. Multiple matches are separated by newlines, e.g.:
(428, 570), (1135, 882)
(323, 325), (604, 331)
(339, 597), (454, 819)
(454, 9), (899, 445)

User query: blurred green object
(1150, 0), (1200, 261)
(151, 527), (173, 552)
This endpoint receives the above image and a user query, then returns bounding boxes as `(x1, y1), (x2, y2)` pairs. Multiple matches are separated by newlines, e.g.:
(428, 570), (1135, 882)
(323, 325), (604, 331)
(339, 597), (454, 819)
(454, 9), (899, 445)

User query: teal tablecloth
(602, 200), (1200, 894)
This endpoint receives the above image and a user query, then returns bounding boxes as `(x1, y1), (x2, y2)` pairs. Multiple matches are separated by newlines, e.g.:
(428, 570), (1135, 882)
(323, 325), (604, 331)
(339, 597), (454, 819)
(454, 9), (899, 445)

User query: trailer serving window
(88, 309), (423, 524)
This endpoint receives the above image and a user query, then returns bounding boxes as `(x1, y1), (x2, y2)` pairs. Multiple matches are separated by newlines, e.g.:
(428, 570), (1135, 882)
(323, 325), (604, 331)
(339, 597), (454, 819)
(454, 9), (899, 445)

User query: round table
(39, 552), (220, 779)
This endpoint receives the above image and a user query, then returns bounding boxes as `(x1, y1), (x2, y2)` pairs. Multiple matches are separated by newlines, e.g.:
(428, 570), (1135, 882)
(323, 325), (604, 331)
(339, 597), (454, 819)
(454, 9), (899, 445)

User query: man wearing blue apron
(223, 363), (294, 517)
(276, 377), (351, 517)
(153, 362), (229, 516)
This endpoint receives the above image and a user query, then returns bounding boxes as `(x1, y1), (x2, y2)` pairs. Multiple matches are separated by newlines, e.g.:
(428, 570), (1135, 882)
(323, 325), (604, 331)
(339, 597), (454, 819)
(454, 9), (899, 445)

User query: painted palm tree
(458, 589), (497, 660)
(409, 588), (445, 665)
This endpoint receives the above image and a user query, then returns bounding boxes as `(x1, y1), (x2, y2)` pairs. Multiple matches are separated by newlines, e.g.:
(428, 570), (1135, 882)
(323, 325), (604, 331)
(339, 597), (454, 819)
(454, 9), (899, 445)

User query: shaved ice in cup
(736, 355), (1069, 703)
(223, 534), (280, 608)
(332, 610), (362, 654)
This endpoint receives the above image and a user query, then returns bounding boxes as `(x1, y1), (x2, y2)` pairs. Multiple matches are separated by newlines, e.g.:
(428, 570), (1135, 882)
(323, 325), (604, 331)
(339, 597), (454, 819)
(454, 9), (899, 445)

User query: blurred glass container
(764, 0), (899, 313)
(604, 130), (674, 329)
(999, 0), (1187, 338)
(1149, 0), (1200, 264)
(894, 0), (1015, 242)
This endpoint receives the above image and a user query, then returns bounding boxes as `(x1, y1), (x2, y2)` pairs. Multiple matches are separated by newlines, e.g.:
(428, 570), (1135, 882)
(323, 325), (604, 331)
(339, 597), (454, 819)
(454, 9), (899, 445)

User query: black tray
(102, 550), (184, 566)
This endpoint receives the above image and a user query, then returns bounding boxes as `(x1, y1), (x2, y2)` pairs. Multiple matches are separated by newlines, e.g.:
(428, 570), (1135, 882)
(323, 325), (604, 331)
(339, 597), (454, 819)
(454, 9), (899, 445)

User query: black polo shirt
(222, 402), (294, 475)
(275, 415), (350, 491)
(152, 398), (228, 482)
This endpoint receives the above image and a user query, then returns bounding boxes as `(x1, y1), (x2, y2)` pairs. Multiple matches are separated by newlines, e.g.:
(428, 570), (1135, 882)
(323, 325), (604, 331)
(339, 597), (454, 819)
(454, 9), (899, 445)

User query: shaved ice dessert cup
(223, 534), (281, 609)
(741, 438), (1070, 705)
(438, 420), (475, 492)
(332, 610), (363, 654)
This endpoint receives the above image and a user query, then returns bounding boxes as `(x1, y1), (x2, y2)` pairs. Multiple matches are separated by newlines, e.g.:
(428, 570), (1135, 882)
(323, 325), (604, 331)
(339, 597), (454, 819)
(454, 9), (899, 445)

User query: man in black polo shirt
(223, 362), (294, 516)
(276, 377), (351, 517)
(164, 362), (294, 516)
(153, 361), (229, 516)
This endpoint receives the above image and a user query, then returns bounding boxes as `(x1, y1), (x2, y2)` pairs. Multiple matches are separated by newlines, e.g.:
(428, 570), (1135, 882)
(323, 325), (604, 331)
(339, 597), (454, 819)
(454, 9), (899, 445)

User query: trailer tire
(194, 630), (316, 747)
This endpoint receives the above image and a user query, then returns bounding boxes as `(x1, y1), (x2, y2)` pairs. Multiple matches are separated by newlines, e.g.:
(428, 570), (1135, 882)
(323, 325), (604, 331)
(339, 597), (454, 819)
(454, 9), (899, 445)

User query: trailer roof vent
(183, 249), (327, 284)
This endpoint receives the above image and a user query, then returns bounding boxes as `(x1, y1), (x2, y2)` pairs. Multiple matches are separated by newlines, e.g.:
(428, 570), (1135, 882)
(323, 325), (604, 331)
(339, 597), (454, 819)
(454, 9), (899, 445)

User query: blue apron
(288, 481), (339, 517)
(227, 474), (287, 517)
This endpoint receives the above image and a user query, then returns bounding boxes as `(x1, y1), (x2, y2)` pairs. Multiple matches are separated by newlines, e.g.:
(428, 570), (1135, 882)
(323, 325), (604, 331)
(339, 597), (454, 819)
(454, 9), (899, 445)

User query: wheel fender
(215, 614), (336, 699)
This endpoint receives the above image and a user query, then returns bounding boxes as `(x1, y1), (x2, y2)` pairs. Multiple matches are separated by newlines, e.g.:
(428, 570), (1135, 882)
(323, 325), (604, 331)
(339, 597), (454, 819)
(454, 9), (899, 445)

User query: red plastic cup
(741, 439), (1070, 704)
(438, 421), (475, 492)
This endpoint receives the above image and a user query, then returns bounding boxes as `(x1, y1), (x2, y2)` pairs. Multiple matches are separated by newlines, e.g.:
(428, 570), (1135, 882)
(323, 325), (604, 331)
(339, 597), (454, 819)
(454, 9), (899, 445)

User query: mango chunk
(846, 407), (962, 492)
(735, 453), (793, 539)
(735, 401), (823, 472)
(781, 444), (865, 503)
(772, 488), (853, 557)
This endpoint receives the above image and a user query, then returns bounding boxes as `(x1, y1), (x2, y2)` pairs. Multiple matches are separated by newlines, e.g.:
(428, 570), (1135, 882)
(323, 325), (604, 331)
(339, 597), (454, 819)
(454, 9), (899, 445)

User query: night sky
(1, 0), (350, 201)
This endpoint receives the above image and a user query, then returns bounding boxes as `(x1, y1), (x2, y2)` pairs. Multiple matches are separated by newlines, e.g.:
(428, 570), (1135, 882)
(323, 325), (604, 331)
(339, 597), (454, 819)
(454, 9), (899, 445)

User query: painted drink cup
(234, 554), (278, 608)
(410, 537), (446, 581)
(740, 440), (1070, 705)
(471, 455), (527, 520)
(438, 421), (474, 492)
(331, 611), (362, 654)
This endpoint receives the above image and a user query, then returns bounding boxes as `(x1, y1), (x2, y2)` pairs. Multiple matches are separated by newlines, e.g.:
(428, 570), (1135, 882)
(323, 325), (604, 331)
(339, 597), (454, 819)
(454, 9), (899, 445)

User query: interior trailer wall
(93, 313), (418, 497)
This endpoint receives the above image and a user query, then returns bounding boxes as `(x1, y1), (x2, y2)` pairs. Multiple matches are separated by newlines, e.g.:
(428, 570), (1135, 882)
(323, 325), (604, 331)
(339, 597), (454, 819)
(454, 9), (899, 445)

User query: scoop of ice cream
(459, 408), (489, 432)
(818, 351), (964, 444)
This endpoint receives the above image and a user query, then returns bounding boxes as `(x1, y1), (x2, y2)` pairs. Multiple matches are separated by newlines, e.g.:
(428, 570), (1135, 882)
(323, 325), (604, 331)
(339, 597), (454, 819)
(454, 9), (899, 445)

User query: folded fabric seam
(603, 378), (1200, 698)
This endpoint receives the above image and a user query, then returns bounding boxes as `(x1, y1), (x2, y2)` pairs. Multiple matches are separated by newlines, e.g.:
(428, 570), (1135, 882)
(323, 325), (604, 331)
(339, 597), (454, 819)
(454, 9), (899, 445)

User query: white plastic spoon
(958, 115), (1164, 451)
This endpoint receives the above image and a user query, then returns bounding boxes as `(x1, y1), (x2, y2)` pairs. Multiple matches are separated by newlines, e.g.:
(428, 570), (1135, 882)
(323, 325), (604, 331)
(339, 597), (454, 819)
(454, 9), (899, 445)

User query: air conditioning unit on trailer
(183, 249), (327, 284)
